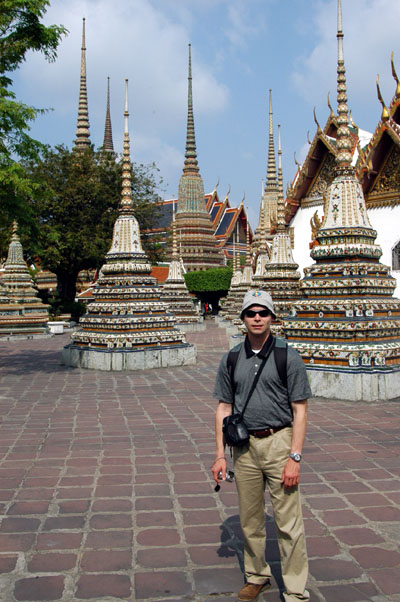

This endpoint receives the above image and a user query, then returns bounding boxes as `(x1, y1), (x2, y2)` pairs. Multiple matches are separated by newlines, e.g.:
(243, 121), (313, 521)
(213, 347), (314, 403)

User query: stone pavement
(0, 321), (399, 602)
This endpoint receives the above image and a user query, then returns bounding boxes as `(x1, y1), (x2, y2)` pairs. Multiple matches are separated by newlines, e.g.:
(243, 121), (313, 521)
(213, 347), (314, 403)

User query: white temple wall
(368, 205), (400, 298)
(290, 204), (323, 277)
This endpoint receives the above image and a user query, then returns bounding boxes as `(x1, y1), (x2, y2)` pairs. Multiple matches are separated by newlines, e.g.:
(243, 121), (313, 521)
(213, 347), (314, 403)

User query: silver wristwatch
(289, 452), (302, 462)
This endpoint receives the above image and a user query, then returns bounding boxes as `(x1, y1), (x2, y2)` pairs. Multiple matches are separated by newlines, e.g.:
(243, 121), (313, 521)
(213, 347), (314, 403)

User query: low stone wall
(307, 367), (400, 402)
(61, 343), (197, 371)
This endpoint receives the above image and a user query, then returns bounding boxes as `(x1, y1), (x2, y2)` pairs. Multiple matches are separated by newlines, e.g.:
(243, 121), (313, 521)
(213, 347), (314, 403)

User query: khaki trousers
(233, 427), (309, 602)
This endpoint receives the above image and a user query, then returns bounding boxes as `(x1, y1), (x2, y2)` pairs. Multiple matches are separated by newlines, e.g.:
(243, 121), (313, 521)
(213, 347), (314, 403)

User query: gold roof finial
(213, 177), (220, 194)
(313, 107), (322, 135)
(391, 51), (400, 99)
(225, 184), (231, 201)
(327, 92), (335, 118)
(376, 74), (390, 121)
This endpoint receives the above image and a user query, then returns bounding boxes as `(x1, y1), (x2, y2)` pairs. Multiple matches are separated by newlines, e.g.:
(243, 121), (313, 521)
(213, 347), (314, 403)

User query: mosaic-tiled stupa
(0, 222), (49, 336)
(262, 125), (302, 333)
(161, 210), (204, 331)
(62, 80), (196, 370)
(175, 44), (222, 271)
(283, 0), (400, 401)
(252, 90), (278, 257)
(73, 18), (91, 150)
(221, 217), (254, 331)
(218, 233), (242, 322)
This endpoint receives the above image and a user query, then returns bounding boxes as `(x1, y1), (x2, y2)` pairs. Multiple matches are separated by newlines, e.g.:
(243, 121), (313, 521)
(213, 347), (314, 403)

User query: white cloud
(15, 0), (229, 149)
(292, 0), (400, 111)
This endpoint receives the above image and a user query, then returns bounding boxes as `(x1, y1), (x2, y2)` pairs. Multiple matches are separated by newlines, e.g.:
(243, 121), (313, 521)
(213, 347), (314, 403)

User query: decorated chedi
(73, 18), (91, 150)
(175, 44), (222, 271)
(161, 208), (203, 331)
(62, 80), (196, 370)
(223, 213), (255, 331)
(218, 229), (242, 321)
(252, 206), (270, 287)
(0, 222), (49, 336)
(252, 90), (279, 258)
(102, 76), (114, 154)
(262, 125), (302, 333)
(283, 0), (400, 401)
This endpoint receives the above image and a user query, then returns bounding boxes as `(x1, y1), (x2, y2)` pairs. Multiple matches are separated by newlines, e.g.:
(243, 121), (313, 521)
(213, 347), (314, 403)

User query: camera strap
(234, 337), (276, 420)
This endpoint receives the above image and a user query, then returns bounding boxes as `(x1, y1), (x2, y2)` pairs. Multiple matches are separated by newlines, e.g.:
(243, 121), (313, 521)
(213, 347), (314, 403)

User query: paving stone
(56, 499), (90, 514)
(134, 571), (192, 598)
(360, 505), (400, 521)
(0, 533), (35, 552)
(43, 516), (85, 530)
(309, 557), (363, 580)
(14, 575), (65, 601)
(80, 550), (132, 572)
(136, 527), (180, 546)
(136, 547), (187, 568)
(0, 517), (41, 532)
(318, 581), (379, 602)
(0, 554), (18, 573)
(368, 567), (400, 595)
(193, 567), (244, 594)
(322, 509), (367, 527)
(306, 536), (341, 557)
(75, 574), (131, 599)
(28, 553), (77, 572)
(349, 546), (400, 569)
(36, 532), (83, 550)
(89, 513), (132, 529)
(84, 530), (132, 549)
(7, 502), (49, 515)
(136, 511), (176, 527)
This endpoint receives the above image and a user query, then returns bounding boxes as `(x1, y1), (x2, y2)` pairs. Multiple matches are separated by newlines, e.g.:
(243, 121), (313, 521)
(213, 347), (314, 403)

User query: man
(212, 290), (311, 602)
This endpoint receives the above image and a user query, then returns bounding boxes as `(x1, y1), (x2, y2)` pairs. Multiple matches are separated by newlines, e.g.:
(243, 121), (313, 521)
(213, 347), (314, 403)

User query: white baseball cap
(240, 289), (276, 319)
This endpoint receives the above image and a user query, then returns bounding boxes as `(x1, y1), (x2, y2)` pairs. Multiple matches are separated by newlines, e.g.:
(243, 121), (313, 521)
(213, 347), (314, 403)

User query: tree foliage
(0, 0), (67, 245)
(24, 146), (164, 302)
(184, 267), (232, 293)
(184, 267), (232, 314)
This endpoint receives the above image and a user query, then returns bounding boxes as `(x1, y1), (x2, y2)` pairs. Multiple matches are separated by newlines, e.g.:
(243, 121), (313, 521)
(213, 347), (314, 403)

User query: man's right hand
(212, 456), (227, 483)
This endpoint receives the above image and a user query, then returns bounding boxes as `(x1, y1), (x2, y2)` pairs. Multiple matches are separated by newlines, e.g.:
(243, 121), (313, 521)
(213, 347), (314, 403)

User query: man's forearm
(212, 402), (232, 482)
(291, 400), (307, 453)
(215, 402), (232, 456)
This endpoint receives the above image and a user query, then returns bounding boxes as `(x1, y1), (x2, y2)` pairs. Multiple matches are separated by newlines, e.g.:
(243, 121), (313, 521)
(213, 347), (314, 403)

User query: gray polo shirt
(213, 335), (312, 430)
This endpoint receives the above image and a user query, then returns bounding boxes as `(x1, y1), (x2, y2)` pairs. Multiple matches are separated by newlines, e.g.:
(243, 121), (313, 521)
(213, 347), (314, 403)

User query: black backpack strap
(274, 342), (288, 390)
(227, 344), (241, 397)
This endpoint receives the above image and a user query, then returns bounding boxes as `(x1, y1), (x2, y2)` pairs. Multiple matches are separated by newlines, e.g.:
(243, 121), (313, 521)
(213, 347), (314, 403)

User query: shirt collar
(244, 334), (274, 358)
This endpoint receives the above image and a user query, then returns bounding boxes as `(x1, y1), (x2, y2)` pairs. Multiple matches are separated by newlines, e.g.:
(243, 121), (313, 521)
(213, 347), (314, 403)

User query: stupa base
(307, 366), (400, 402)
(61, 343), (197, 371)
(175, 322), (206, 332)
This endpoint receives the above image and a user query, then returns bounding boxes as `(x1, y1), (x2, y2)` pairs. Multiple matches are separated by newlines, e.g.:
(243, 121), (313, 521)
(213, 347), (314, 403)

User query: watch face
(291, 453), (301, 462)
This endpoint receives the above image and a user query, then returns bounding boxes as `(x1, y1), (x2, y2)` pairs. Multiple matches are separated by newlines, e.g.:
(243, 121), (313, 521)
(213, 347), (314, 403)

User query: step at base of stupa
(61, 343), (197, 371)
(307, 366), (400, 402)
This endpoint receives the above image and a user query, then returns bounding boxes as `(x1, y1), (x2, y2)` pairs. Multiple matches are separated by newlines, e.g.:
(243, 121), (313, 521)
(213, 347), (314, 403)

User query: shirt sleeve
(213, 352), (234, 404)
(286, 346), (312, 402)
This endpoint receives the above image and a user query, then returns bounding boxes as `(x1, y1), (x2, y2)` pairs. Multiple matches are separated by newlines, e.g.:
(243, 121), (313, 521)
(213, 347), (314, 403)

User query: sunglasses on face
(244, 309), (271, 318)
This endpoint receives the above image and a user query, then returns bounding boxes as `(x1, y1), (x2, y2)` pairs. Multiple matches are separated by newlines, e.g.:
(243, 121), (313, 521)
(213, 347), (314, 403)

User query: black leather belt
(248, 425), (290, 438)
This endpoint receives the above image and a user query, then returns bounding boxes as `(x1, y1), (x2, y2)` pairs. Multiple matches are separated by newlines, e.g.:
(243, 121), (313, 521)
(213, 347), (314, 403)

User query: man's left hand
(281, 458), (300, 489)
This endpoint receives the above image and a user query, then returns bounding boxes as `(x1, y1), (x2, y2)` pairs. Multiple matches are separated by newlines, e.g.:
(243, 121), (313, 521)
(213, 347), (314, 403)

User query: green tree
(25, 145), (164, 303)
(0, 0), (67, 251)
(184, 267), (232, 313)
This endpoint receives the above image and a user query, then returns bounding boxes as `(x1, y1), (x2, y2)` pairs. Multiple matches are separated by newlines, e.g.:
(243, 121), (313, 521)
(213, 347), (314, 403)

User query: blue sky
(12, 0), (400, 228)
